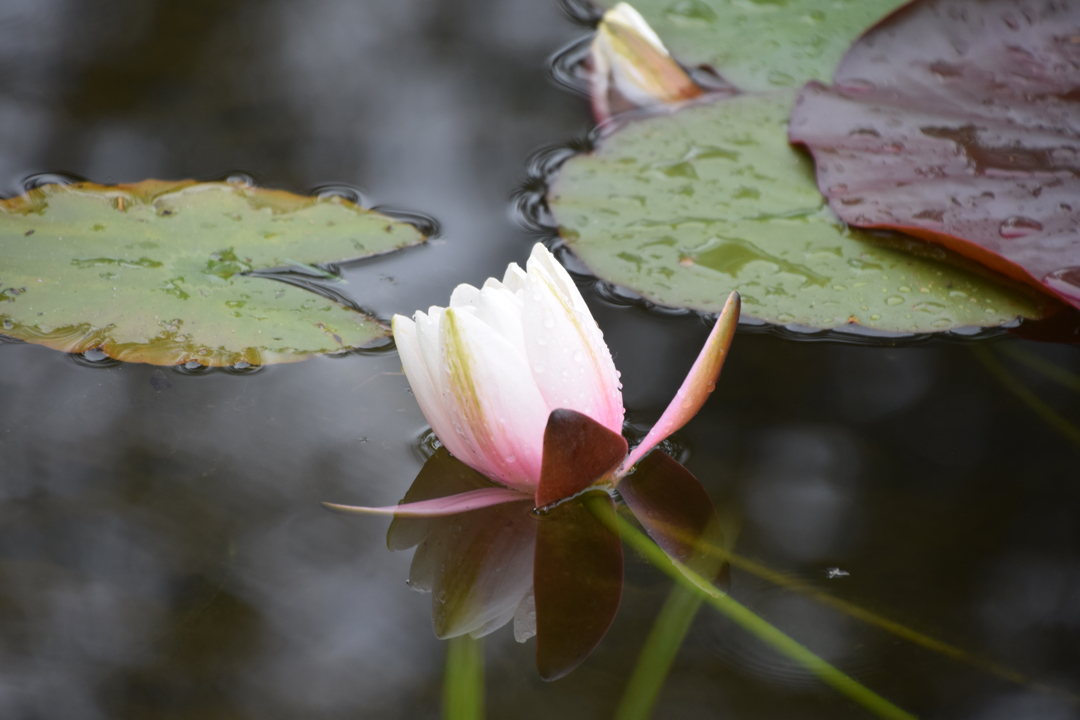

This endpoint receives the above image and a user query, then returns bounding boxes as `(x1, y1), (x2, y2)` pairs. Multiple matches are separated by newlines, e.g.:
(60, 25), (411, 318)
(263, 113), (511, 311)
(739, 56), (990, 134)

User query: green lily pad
(595, 0), (907, 91)
(0, 180), (425, 365)
(548, 91), (1051, 333)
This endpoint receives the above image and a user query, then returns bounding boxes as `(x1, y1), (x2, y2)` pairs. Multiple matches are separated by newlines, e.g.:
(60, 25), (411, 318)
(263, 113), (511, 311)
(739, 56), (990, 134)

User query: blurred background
(1, 1), (1079, 718)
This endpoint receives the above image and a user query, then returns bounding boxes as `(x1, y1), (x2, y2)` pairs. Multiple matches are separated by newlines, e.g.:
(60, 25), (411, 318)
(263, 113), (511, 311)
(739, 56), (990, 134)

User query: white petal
(394, 315), (458, 459)
(441, 307), (549, 490)
(522, 246), (624, 433)
(474, 285), (527, 359)
(449, 282), (481, 309)
(512, 588), (537, 643)
(410, 309), (484, 472)
(607, 2), (668, 54)
(502, 262), (528, 292)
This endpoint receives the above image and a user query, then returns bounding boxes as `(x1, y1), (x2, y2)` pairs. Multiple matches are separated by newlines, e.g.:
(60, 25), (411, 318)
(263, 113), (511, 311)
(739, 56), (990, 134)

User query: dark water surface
(1, 2), (1079, 719)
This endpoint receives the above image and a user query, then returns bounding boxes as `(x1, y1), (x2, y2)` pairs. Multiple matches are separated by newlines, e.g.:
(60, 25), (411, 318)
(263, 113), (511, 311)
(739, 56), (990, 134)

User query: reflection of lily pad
(0, 180), (425, 365)
(549, 91), (1049, 332)
(596, 0), (907, 91)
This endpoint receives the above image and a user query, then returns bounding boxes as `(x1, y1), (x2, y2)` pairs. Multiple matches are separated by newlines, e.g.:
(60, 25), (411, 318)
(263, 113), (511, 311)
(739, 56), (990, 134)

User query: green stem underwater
(584, 495), (919, 720)
(615, 583), (704, 720)
(973, 346), (1080, 449)
(443, 634), (485, 720)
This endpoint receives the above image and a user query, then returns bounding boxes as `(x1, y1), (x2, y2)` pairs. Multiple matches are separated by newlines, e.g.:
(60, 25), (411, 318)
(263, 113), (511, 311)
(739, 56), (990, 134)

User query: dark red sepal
(536, 408), (628, 508)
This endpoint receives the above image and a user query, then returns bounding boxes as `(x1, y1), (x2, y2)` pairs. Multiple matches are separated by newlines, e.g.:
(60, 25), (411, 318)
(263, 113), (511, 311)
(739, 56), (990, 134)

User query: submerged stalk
(584, 495), (918, 720)
(615, 583), (703, 720)
(973, 345), (1080, 449)
(443, 634), (485, 720)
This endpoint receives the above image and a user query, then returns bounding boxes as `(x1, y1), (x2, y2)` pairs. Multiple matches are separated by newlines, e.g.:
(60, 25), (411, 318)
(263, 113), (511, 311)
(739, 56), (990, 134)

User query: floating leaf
(549, 91), (1051, 332)
(594, 0), (907, 91)
(789, 0), (1080, 310)
(0, 180), (425, 365)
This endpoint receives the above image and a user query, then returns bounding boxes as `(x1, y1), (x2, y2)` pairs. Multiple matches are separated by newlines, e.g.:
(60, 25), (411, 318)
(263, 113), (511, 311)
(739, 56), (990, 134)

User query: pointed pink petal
(323, 487), (530, 518)
(387, 446), (501, 552)
(619, 292), (740, 475)
(535, 408), (628, 509)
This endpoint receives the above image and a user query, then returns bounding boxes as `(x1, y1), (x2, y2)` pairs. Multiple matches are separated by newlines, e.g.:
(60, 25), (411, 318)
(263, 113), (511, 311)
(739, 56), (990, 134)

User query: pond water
(1, 1), (1079, 719)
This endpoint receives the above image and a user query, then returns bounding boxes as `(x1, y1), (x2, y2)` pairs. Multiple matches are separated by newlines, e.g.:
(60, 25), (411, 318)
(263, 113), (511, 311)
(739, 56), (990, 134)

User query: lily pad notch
(0, 179), (429, 366)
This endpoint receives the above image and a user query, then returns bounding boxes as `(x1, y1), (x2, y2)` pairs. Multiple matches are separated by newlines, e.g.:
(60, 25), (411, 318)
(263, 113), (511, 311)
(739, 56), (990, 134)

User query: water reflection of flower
(327, 243), (739, 679)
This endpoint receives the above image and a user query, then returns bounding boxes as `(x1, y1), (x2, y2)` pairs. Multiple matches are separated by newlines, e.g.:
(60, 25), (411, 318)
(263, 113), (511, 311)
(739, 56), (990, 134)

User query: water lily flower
(326, 243), (739, 679)
(589, 2), (702, 123)
(329, 242), (738, 517)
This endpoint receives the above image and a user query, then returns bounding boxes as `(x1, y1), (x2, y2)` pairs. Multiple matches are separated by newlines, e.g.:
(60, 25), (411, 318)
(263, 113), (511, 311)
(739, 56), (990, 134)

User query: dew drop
(1042, 267), (1080, 303)
(885, 296), (904, 306)
(572, 350), (584, 363)
(999, 216), (1043, 239)
(543, 313), (556, 329)
(869, 313), (882, 321)
(505, 455), (516, 464)
(533, 363), (545, 374)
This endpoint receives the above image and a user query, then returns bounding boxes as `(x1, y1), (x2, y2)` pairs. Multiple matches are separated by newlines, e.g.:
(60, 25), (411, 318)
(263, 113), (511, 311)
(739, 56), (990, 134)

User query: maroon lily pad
(534, 490), (623, 681)
(618, 449), (729, 589)
(789, 0), (1080, 309)
(536, 408), (628, 509)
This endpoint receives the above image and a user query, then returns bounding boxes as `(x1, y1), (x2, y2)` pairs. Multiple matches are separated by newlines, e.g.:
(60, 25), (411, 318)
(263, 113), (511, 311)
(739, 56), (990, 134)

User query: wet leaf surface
(789, 0), (1080, 310)
(550, 91), (1050, 332)
(0, 180), (425, 365)
(534, 490), (622, 681)
(595, 0), (907, 91)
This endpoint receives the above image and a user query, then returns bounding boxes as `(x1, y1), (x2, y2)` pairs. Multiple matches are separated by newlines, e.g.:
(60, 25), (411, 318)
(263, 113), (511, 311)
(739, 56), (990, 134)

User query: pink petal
(618, 292), (740, 475)
(322, 487), (530, 518)
(441, 307), (550, 489)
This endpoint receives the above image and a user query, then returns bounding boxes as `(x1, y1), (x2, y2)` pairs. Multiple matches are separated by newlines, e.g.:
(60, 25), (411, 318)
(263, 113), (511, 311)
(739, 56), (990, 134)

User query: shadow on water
(1, 1), (1080, 719)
